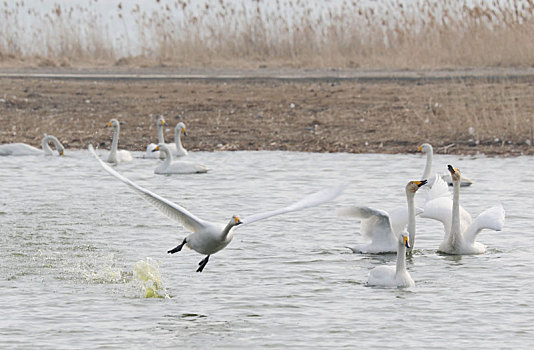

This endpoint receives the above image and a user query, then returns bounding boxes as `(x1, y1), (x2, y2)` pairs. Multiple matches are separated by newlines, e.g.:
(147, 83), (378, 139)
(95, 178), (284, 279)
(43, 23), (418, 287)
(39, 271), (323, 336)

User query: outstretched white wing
(241, 184), (346, 226)
(338, 206), (393, 242)
(387, 206), (423, 235)
(89, 145), (208, 233)
(464, 204), (505, 243)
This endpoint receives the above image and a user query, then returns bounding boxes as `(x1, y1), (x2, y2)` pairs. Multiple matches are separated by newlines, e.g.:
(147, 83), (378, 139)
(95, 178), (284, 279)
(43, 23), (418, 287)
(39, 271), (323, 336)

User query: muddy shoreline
(1, 69), (533, 156)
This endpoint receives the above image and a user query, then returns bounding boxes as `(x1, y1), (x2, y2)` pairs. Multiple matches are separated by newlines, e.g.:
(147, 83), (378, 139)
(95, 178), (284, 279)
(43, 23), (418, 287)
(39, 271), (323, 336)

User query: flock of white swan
(0, 118), (505, 287)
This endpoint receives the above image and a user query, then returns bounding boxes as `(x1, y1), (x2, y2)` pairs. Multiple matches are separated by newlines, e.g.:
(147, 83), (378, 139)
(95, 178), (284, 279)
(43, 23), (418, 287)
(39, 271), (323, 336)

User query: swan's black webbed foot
(196, 255), (210, 272)
(167, 238), (187, 254)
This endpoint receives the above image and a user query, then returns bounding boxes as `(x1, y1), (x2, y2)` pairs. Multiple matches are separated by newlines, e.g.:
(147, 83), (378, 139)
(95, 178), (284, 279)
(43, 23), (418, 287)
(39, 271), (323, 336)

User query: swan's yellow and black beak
(105, 121), (112, 128)
(161, 119), (167, 126)
(414, 180), (428, 187)
(152, 146), (160, 152)
(447, 164), (458, 175)
(182, 128), (187, 136)
(403, 236), (410, 249)
(234, 216), (242, 226)
(417, 145), (423, 152)
(59, 149), (64, 156)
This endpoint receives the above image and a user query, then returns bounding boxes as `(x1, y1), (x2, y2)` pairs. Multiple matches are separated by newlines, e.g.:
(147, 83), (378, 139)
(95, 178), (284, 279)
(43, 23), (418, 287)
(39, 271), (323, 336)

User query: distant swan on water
(417, 143), (473, 187)
(0, 134), (64, 156)
(105, 118), (133, 164)
(153, 144), (208, 174)
(165, 122), (188, 157)
(144, 115), (168, 159)
(89, 144), (344, 272)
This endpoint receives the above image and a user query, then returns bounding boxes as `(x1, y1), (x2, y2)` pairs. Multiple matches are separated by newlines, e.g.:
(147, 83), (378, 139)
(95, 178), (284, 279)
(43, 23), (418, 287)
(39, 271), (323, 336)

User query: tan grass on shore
(2, 1), (534, 69)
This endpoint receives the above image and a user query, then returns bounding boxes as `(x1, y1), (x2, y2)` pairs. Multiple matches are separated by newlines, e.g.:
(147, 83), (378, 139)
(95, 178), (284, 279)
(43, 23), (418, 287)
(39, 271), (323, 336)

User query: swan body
(164, 122), (188, 157)
(105, 119), (133, 164)
(153, 144), (208, 174)
(89, 144), (345, 272)
(367, 231), (414, 288)
(144, 116), (168, 159)
(417, 143), (473, 187)
(0, 134), (64, 156)
(339, 181), (426, 254)
(421, 166), (505, 254)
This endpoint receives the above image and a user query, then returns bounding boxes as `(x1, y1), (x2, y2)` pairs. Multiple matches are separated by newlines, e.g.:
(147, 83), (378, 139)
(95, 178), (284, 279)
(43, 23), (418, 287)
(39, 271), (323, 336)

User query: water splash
(134, 257), (169, 299)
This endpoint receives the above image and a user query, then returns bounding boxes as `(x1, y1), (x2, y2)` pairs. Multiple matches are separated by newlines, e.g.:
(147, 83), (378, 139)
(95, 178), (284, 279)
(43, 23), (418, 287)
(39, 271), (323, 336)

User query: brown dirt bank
(1, 72), (533, 156)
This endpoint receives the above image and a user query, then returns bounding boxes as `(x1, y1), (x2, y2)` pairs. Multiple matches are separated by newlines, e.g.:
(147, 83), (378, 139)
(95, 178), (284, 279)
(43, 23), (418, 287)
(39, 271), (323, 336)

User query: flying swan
(417, 143), (473, 187)
(89, 144), (344, 272)
(152, 144), (208, 174)
(144, 116), (168, 159)
(105, 119), (133, 164)
(339, 180), (426, 254)
(0, 134), (65, 156)
(367, 231), (414, 288)
(420, 165), (505, 254)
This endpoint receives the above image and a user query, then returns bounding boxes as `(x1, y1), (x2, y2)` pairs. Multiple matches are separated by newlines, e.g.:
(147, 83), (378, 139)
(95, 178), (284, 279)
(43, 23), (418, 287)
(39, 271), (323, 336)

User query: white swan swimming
(144, 116), (168, 159)
(0, 134), (65, 156)
(339, 180), (426, 254)
(89, 144), (345, 272)
(367, 231), (414, 288)
(417, 143), (473, 187)
(105, 119), (133, 164)
(420, 165), (505, 254)
(153, 144), (208, 174)
(165, 122), (188, 157)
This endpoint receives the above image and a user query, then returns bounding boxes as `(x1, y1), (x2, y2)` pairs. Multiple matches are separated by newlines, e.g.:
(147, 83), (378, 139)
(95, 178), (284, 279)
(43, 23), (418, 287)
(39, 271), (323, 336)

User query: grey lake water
(1, 150), (533, 349)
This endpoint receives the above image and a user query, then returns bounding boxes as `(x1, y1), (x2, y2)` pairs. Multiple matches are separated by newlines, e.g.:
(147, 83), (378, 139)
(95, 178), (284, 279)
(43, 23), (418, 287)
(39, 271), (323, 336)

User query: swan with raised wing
(339, 180), (426, 254)
(421, 165), (505, 254)
(89, 145), (345, 272)
(105, 119), (133, 164)
(0, 134), (64, 156)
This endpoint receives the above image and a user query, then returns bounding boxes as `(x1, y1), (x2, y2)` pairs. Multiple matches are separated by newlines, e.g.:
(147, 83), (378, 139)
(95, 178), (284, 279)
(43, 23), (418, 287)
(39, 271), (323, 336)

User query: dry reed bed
(2, 1), (534, 69)
(0, 76), (532, 156)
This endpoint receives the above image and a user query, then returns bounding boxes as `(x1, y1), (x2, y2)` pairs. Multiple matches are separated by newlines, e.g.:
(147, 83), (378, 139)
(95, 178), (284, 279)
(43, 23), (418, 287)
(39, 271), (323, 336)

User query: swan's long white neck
(450, 178), (462, 250)
(110, 124), (120, 158)
(406, 191), (416, 252)
(157, 122), (165, 144)
(41, 135), (62, 156)
(422, 147), (433, 179)
(159, 145), (174, 167)
(174, 127), (186, 154)
(396, 239), (407, 277)
(221, 222), (236, 241)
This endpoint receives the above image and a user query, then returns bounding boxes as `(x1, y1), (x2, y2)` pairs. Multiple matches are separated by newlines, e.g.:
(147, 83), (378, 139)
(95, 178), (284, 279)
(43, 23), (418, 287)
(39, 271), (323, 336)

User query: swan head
(417, 143), (433, 154)
(406, 180), (427, 194)
(400, 231), (411, 249)
(105, 119), (121, 129)
(157, 116), (167, 127)
(229, 215), (242, 227)
(447, 165), (461, 182)
(175, 122), (187, 136)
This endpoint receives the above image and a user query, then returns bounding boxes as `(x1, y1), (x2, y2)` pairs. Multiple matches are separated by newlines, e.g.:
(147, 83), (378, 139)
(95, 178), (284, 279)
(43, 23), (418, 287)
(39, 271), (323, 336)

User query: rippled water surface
(1, 150), (533, 349)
